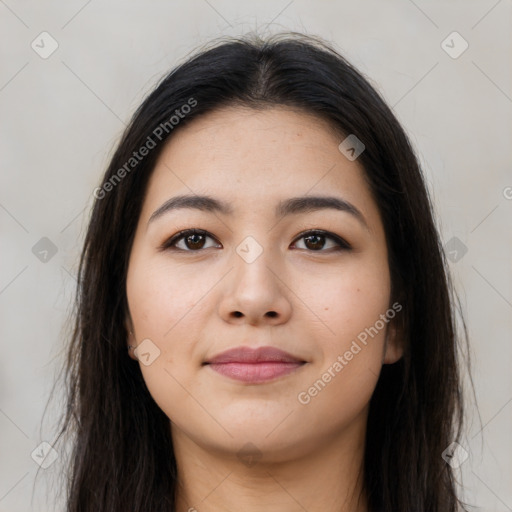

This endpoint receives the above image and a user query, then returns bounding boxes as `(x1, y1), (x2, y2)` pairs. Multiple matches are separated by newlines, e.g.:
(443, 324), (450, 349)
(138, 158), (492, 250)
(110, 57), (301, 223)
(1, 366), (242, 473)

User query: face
(125, 106), (402, 462)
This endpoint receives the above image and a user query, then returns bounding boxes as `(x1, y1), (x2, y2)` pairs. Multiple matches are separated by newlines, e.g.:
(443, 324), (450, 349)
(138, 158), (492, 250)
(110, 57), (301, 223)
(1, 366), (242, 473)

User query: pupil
(187, 234), (204, 249)
(306, 234), (323, 250)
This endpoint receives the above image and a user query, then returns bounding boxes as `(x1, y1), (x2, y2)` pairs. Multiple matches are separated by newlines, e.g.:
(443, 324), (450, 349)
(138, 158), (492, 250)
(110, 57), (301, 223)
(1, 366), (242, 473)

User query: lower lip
(207, 362), (304, 383)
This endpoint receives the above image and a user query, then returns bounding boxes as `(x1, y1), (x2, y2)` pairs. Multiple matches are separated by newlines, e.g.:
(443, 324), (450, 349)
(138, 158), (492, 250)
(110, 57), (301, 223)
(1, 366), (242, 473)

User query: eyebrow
(147, 194), (369, 230)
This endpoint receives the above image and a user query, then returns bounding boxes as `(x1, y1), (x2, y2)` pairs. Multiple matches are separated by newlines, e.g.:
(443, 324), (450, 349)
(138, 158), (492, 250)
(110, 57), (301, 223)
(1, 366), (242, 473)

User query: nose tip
(218, 246), (292, 326)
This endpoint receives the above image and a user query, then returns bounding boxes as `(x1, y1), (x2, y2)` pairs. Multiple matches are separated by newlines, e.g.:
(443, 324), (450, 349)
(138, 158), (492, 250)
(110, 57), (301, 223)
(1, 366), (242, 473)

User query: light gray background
(1, 1), (511, 511)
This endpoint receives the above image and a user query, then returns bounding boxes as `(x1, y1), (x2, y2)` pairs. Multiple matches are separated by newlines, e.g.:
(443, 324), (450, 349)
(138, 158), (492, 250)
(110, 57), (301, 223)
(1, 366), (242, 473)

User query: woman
(54, 32), (469, 511)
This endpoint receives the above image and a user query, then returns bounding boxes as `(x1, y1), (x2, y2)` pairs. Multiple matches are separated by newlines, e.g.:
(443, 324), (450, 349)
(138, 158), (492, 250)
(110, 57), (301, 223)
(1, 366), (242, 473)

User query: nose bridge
(232, 233), (279, 293)
(219, 233), (291, 324)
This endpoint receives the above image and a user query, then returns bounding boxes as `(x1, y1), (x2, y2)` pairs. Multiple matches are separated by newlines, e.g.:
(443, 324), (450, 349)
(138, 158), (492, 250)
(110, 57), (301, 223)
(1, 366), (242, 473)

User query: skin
(125, 106), (402, 512)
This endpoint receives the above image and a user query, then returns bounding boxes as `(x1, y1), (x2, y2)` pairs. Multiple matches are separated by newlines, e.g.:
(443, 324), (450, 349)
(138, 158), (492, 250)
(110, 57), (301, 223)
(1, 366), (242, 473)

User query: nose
(218, 246), (292, 326)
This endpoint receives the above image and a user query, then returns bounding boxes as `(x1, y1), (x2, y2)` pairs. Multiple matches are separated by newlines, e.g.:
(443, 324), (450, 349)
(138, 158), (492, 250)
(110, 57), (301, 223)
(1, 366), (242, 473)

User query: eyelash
(159, 228), (351, 253)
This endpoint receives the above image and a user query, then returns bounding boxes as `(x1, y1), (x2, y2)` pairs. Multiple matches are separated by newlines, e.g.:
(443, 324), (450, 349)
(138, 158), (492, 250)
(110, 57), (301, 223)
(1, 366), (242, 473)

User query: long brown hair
(48, 32), (471, 511)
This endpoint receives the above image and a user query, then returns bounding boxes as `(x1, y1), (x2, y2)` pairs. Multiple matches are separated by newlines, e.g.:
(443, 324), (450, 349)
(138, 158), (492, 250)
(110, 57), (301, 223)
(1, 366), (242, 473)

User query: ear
(383, 320), (403, 364)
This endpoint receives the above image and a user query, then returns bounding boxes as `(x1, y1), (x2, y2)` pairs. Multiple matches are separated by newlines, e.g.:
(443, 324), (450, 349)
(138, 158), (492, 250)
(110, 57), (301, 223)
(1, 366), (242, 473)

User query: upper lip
(205, 346), (305, 364)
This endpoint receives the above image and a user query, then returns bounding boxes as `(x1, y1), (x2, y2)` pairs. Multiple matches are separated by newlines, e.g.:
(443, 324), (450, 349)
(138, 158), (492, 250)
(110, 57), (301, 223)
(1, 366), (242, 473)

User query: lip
(204, 346), (306, 383)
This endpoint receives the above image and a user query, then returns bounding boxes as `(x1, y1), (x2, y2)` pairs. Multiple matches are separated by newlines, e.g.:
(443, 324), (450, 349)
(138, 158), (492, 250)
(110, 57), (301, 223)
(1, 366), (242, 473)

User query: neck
(172, 415), (368, 512)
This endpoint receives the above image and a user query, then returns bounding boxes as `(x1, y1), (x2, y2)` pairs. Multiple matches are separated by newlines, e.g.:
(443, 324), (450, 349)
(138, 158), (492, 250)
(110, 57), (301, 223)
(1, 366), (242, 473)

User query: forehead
(141, 106), (380, 226)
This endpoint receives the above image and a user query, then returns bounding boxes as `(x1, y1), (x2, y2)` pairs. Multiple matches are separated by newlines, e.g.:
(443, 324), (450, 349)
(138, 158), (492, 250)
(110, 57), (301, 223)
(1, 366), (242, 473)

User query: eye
(291, 230), (351, 252)
(160, 229), (221, 252)
(160, 228), (351, 253)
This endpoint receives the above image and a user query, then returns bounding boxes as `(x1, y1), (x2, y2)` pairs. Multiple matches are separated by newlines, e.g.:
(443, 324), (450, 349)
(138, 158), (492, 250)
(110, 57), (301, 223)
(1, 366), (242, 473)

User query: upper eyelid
(159, 229), (218, 251)
(161, 228), (350, 250)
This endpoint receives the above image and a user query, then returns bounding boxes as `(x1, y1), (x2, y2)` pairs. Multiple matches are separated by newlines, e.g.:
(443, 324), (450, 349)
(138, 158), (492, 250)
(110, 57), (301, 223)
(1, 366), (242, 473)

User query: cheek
(294, 271), (391, 421)
(301, 262), (391, 404)
(127, 256), (205, 339)
(315, 259), (391, 346)
(126, 258), (208, 425)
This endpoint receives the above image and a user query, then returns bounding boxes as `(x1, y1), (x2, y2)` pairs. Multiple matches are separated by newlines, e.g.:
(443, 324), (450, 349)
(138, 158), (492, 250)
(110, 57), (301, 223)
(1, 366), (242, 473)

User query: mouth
(204, 346), (307, 383)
